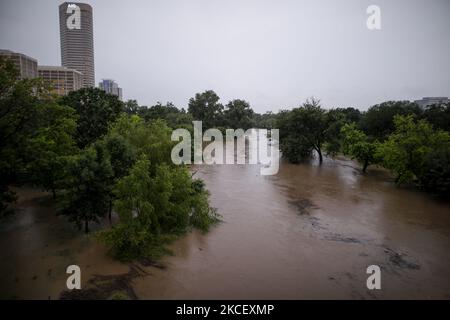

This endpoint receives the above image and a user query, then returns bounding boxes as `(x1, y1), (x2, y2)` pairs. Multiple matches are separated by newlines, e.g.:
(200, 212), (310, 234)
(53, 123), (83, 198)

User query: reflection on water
(1, 156), (450, 299)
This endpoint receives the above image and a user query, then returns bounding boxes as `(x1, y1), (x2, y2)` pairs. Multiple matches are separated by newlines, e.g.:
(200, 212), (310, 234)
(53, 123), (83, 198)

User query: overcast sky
(1, 0), (449, 112)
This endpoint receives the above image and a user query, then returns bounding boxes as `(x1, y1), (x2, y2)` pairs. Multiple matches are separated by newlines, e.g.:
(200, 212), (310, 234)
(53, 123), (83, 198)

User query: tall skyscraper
(59, 2), (95, 87)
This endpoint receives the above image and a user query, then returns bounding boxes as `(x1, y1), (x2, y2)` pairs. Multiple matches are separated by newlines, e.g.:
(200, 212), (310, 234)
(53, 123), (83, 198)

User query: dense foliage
(341, 123), (377, 173)
(377, 115), (450, 192)
(0, 58), (219, 261)
(276, 98), (450, 195)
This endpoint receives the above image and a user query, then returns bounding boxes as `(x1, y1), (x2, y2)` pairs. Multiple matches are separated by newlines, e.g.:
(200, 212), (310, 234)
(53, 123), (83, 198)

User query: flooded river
(1, 156), (450, 299)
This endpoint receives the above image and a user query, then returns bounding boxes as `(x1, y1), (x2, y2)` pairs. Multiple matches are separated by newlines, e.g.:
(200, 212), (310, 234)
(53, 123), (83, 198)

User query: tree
(97, 133), (136, 222)
(60, 88), (124, 148)
(360, 101), (422, 140)
(377, 115), (450, 193)
(123, 99), (140, 115)
(335, 107), (363, 124)
(421, 103), (450, 132)
(0, 57), (49, 213)
(223, 99), (254, 129)
(25, 102), (78, 198)
(323, 108), (347, 157)
(341, 123), (378, 173)
(108, 114), (175, 172)
(188, 90), (224, 128)
(277, 98), (329, 163)
(252, 111), (278, 129)
(138, 102), (193, 128)
(97, 156), (218, 260)
(60, 146), (114, 233)
(97, 157), (158, 260)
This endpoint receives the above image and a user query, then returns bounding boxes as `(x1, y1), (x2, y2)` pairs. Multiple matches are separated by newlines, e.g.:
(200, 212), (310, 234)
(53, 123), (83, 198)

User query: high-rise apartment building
(59, 2), (95, 87)
(99, 79), (123, 100)
(38, 66), (83, 96)
(0, 49), (38, 79)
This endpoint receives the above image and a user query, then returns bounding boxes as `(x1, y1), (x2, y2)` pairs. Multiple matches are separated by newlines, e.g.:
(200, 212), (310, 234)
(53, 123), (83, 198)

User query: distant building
(59, 2), (95, 87)
(414, 97), (450, 108)
(98, 79), (123, 100)
(38, 66), (83, 96)
(0, 49), (38, 79)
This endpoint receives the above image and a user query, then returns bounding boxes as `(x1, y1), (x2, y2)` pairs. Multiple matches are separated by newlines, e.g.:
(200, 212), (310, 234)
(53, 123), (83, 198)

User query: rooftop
(38, 65), (83, 75)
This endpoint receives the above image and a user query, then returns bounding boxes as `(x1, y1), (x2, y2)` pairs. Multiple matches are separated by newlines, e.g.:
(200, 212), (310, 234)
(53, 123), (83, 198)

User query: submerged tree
(60, 146), (114, 233)
(97, 156), (218, 260)
(278, 98), (330, 163)
(341, 123), (378, 173)
(377, 115), (450, 194)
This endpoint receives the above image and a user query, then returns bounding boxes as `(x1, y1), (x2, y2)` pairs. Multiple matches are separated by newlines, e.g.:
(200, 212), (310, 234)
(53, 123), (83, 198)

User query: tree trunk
(108, 200), (112, 225)
(84, 219), (89, 234)
(52, 188), (56, 199)
(317, 147), (323, 164)
(362, 159), (369, 173)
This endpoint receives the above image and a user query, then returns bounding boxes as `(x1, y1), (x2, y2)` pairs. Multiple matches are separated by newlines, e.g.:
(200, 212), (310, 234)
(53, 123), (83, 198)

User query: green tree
(361, 101), (422, 139)
(377, 115), (450, 191)
(109, 114), (175, 172)
(123, 99), (140, 115)
(60, 146), (114, 233)
(277, 98), (329, 163)
(139, 102), (193, 128)
(97, 157), (218, 260)
(341, 123), (378, 173)
(97, 133), (136, 222)
(188, 90), (224, 128)
(252, 111), (278, 129)
(223, 99), (254, 129)
(0, 57), (49, 213)
(421, 103), (450, 132)
(335, 107), (363, 124)
(97, 157), (158, 259)
(60, 87), (124, 148)
(323, 109), (347, 157)
(25, 102), (78, 198)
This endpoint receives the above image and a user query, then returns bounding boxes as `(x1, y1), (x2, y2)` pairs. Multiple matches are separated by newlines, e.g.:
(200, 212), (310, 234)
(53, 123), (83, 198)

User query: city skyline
(1, 0), (449, 112)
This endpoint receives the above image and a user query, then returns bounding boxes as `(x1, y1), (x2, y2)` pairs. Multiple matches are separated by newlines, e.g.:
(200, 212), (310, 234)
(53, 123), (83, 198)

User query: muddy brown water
(1, 157), (450, 299)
